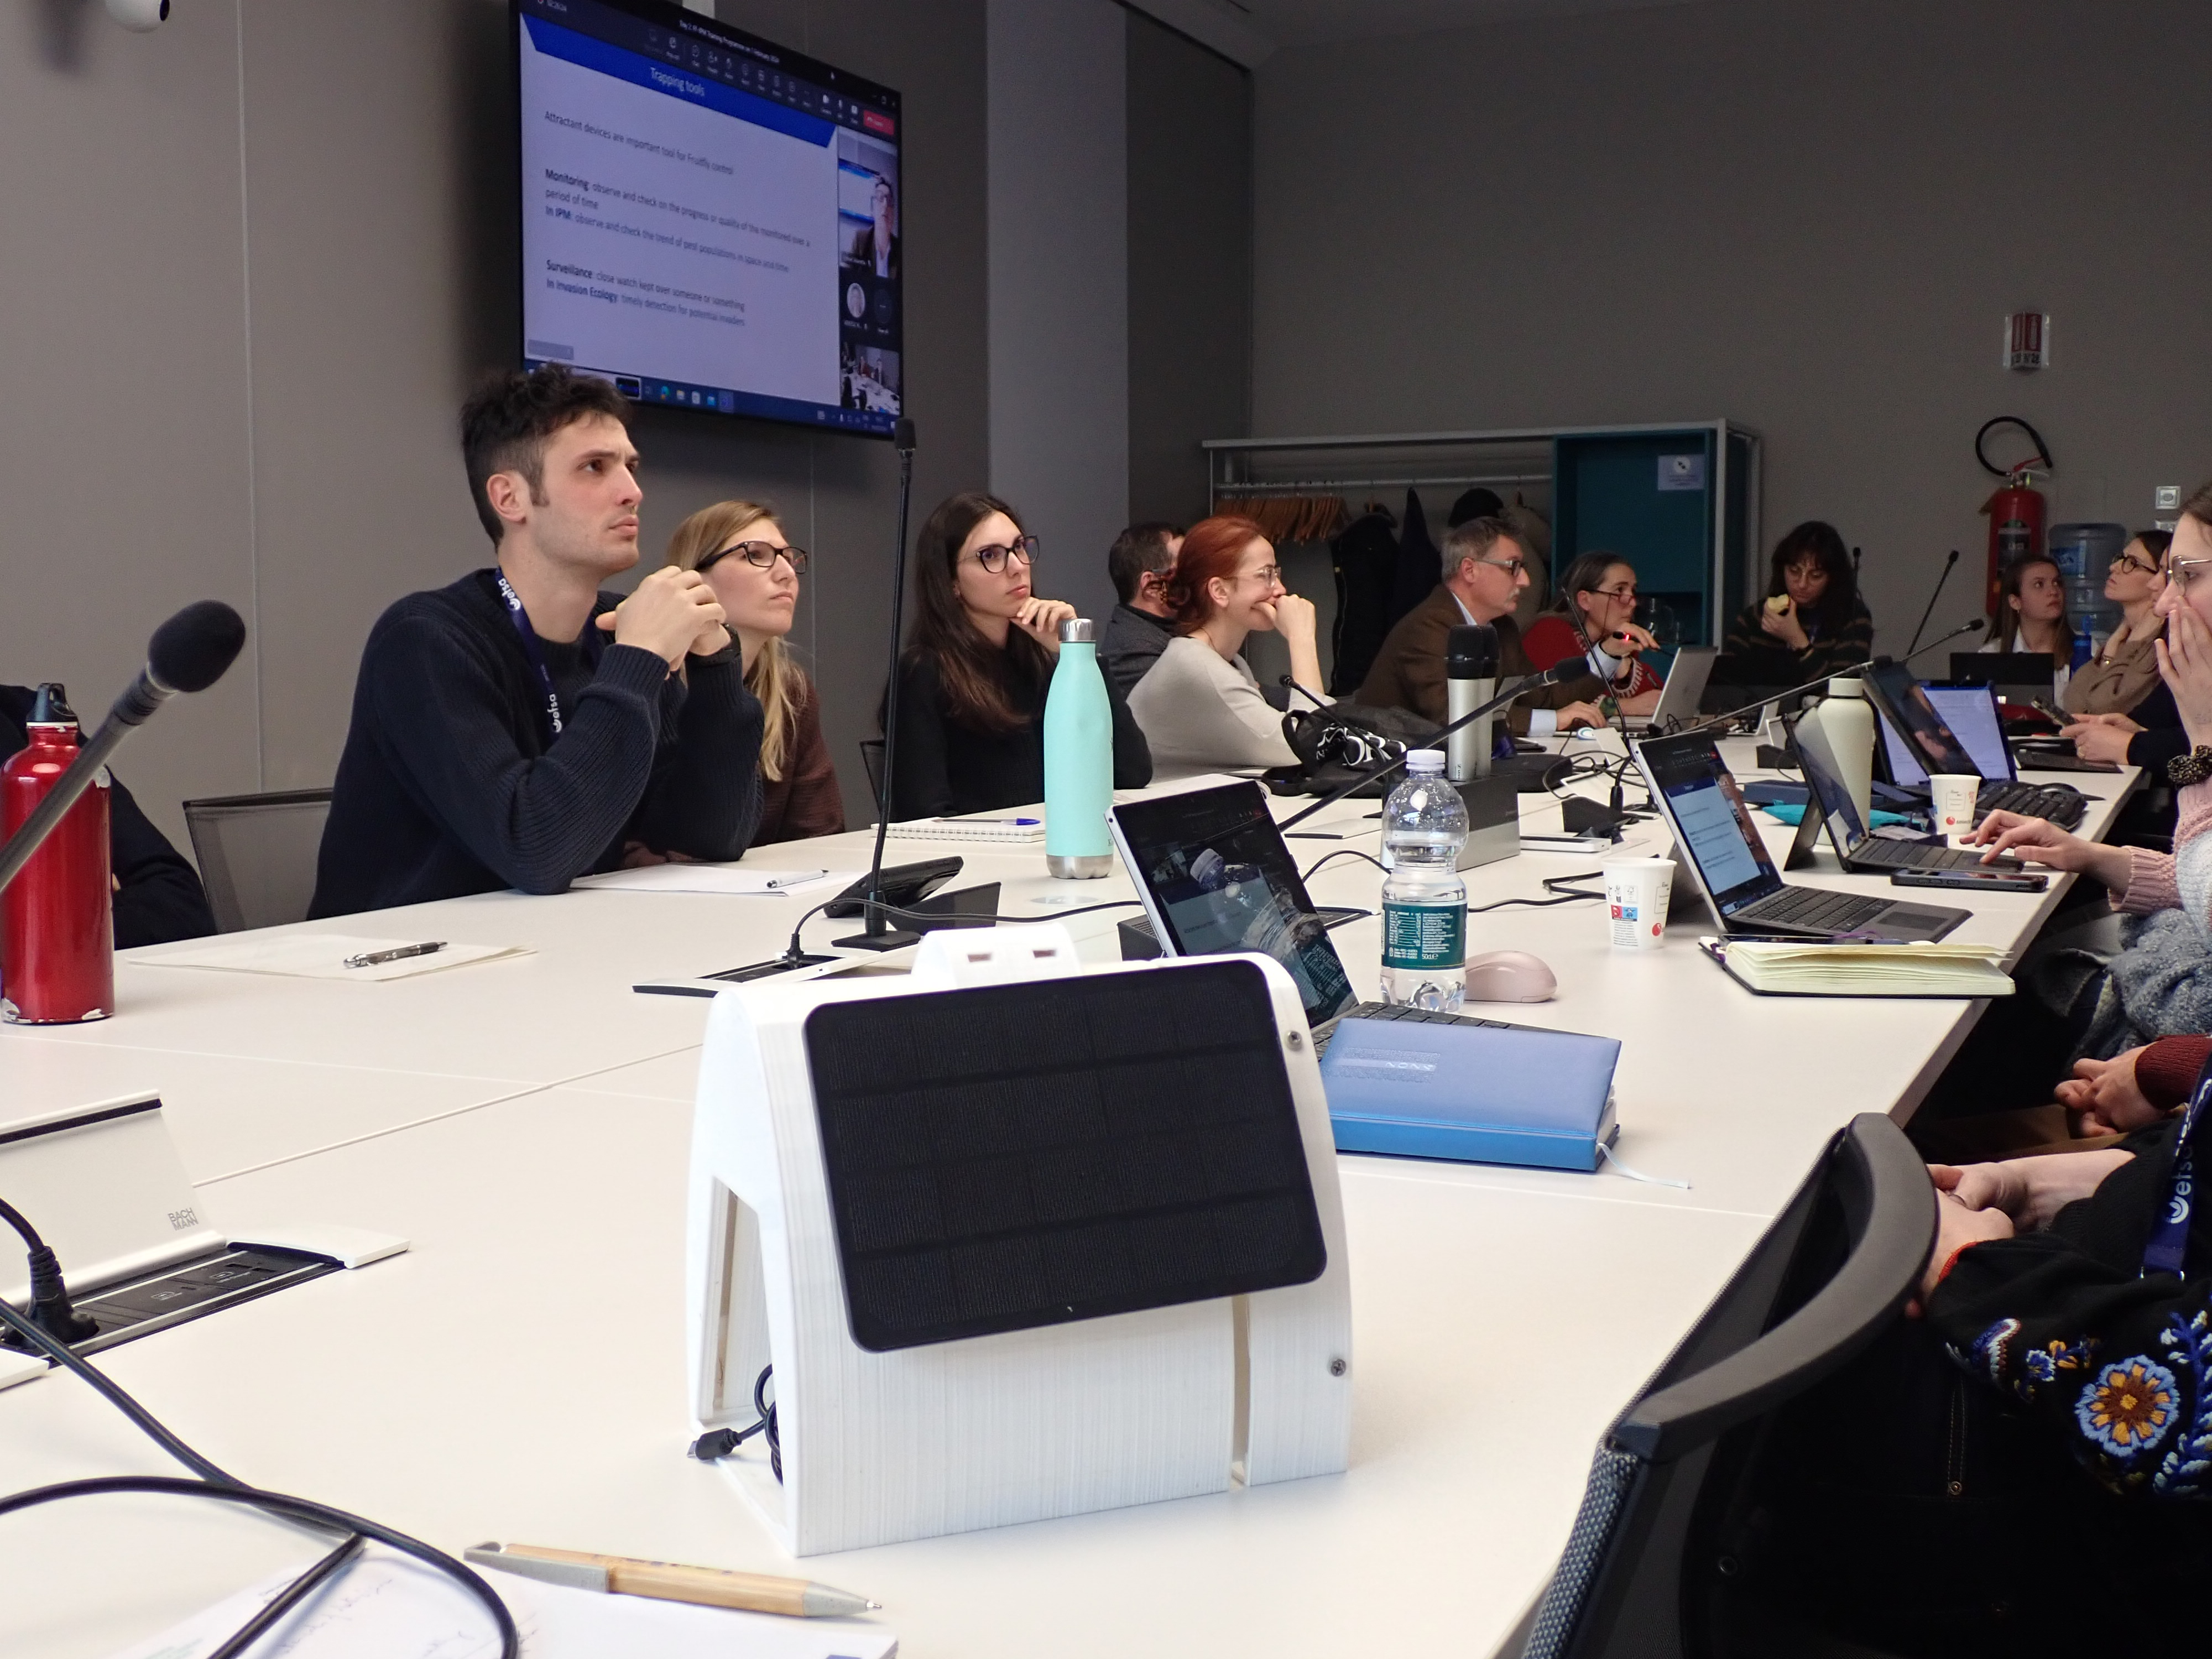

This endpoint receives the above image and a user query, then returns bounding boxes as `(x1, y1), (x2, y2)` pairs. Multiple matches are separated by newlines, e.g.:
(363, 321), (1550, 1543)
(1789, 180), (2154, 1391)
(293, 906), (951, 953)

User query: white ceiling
(1128, 0), (1715, 63)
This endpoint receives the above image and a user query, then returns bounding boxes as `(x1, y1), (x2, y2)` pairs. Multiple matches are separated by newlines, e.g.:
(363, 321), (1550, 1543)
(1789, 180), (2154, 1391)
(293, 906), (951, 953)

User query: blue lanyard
(2142, 1056), (2211, 1279)
(493, 571), (601, 740)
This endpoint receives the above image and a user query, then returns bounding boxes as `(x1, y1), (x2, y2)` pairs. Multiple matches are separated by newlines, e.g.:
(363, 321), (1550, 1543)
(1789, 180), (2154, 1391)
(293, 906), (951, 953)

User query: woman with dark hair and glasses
(885, 492), (1151, 820)
(1720, 520), (1875, 685)
(2060, 531), (2170, 720)
(1521, 551), (1665, 716)
(662, 500), (843, 846)
(1127, 515), (1324, 771)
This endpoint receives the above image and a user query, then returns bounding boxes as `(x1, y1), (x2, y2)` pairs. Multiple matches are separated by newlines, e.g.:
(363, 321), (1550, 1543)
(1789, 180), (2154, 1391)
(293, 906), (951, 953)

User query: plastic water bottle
(1043, 618), (1114, 878)
(2070, 618), (2094, 673)
(1379, 750), (1468, 1010)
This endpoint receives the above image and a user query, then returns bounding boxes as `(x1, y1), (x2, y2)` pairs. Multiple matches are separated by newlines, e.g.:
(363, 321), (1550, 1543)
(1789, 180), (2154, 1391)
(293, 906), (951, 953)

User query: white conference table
(0, 742), (2141, 1658)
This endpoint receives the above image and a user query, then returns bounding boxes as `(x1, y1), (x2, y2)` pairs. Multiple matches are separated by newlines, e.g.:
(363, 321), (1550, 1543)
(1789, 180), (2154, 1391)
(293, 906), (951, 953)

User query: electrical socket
(2157, 485), (2182, 511)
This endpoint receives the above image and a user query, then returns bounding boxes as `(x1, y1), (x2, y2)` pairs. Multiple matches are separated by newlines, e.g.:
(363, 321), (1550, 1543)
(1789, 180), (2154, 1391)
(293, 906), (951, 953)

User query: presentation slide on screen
(519, 16), (841, 411)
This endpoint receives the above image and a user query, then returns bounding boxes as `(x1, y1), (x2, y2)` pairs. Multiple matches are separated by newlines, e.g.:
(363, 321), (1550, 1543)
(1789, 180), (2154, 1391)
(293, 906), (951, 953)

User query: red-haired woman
(885, 492), (1151, 820)
(1126, 516), (1326, 771)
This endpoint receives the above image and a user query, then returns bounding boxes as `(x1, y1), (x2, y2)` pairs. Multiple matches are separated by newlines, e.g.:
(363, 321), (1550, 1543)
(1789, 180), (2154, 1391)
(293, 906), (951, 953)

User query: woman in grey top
(1127, 515), (1327, 771)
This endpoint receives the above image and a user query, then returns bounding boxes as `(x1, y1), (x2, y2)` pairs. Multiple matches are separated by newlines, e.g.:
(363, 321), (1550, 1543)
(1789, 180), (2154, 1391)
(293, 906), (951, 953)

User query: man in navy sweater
(311, 368), (764, 918)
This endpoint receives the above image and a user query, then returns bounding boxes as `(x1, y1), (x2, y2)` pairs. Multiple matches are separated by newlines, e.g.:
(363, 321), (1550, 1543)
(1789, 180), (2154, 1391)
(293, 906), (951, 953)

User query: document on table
(571, 865), (860, 896)
(109, 1549), (899, 1659)
(131, 935), (532, 982)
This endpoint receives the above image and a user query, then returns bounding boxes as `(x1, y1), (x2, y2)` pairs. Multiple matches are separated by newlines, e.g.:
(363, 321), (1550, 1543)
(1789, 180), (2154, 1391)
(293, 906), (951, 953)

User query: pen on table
(465, 1542), (879, 1618)
(207, 1532), (366, 1659)
(342, 941), (447, 969)
(762, 872), (828, 890)
(940, 815), (1040, 826)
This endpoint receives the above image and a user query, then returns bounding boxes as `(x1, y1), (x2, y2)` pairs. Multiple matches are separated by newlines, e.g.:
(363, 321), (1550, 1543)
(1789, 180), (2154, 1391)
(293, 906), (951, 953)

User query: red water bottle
(2, 684), (114, 1024)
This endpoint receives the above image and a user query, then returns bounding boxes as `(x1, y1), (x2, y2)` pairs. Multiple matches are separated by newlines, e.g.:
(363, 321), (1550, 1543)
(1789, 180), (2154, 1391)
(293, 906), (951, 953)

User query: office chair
(1520, 1112), (1934, 1659)
(182, 788), (333, 933)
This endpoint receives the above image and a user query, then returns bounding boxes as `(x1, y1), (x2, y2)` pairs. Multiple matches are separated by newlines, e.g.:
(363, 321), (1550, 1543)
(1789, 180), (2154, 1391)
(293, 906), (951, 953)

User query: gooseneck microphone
(1276, 658), (1582, 832)
(1444, 624), (1500, 784)
(0, 601), (247, 898)
(838, 417), (921, 952)
(1905, 549), (1961, 659)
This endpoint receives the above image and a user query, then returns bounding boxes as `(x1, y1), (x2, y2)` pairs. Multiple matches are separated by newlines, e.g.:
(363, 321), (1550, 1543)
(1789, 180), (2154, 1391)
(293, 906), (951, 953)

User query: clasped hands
(598, 566), (729, 667)
(1910, 1046), (2159, 1307)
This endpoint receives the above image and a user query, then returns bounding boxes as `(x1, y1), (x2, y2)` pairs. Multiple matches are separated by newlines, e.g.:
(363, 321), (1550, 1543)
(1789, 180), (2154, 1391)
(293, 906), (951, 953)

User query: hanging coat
(1386, 488), (1442, 629)
(1328, 507), (1399, 695)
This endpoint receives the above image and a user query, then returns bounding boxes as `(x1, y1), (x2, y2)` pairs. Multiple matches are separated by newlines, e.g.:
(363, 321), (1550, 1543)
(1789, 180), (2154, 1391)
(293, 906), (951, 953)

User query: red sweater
(1520, 615), (1662, 698)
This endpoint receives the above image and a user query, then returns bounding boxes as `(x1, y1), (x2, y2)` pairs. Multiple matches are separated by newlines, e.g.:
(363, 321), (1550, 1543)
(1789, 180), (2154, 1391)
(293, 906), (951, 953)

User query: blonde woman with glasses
(664, 501), (844, 844)
(2060, 531), (2170, 718)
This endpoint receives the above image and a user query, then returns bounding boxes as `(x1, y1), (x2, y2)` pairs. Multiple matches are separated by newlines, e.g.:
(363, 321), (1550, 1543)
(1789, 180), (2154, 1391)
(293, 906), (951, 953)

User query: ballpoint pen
(465, 1542), (879, 1618)
(342, 941), (447, 968)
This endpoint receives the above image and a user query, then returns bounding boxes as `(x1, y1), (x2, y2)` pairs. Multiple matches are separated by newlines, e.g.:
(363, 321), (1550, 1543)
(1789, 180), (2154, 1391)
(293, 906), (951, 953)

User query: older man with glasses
(1354, 515), (1605, 734)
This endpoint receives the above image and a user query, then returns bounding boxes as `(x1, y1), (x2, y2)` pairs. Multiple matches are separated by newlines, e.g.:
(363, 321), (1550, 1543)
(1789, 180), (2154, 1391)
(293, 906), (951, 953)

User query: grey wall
(1249, 0), (2212, 651)
(1127, 4), (1251, 531)
(0, 0), (985, 849)
(986, 0), (1129, 628)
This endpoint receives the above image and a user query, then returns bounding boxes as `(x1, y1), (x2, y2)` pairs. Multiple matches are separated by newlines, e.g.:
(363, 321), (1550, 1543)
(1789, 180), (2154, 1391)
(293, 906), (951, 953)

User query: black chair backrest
(859, 738), (885, 806)
(1520, 1112), (1933, 1659)
(182, 789), (334, 933)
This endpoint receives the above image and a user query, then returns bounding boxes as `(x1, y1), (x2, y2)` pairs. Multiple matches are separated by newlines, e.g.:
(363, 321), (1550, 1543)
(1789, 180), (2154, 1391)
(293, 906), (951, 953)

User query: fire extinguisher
(1976, 416), (2052, 619)
(1, 683), (114, 1024)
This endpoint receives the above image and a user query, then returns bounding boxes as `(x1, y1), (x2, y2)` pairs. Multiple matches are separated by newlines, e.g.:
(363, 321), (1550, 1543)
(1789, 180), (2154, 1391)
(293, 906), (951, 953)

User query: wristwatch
(2168, 746), (2212, 786)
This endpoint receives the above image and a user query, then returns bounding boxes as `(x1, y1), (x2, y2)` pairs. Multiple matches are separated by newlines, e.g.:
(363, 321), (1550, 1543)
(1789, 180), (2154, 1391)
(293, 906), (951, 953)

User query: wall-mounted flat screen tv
(513, 0), (902, 436)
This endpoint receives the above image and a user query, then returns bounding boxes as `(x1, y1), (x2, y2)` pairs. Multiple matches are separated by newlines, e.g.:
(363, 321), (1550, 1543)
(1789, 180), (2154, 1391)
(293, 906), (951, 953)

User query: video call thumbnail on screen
(515, 0), (902, 436)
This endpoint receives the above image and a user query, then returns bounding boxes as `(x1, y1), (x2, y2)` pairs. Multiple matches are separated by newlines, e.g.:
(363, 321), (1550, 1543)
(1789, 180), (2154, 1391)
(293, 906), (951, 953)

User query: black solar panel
(805, 959), (1329, 1352)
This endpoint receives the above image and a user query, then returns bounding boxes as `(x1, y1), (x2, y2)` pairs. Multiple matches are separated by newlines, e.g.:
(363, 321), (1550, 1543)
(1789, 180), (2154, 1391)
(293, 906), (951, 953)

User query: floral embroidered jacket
(1931, 1035), (2212, 1496)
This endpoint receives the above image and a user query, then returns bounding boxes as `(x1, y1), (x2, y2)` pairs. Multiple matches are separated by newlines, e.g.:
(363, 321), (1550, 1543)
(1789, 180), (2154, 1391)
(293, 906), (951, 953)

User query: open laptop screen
(1863, 662), (1986, 782)
(1870, 675), (2012, 786)
(1109, 782), (1357, 1026)
(1792, 720), (1871, 855)
(1636, 733), (1782, 918)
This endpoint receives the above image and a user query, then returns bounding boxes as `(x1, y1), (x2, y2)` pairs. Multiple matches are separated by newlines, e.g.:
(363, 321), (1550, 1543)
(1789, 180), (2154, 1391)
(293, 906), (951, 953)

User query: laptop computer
(1861, 666), (2088, 830)
(1787, 717), (1994, 875)
(1630, 730), (1967, 941)
(1950, 650), (2062, 707)
(1106, 780), (1520, 1052)
(1623, 645), (1719, 732)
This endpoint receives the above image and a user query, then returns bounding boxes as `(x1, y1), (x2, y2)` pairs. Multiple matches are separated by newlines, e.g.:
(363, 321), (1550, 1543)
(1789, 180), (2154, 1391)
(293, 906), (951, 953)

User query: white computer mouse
(1463, 950), (1558, 1003)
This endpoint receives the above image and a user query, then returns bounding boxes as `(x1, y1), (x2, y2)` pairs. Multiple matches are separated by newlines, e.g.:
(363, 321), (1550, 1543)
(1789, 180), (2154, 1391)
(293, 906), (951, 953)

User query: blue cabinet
(1553, 425), (1759, 654)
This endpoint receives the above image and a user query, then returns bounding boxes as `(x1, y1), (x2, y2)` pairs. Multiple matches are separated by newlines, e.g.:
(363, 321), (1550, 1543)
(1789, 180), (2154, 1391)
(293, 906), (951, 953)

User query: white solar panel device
(685, 933), (1354, 1555)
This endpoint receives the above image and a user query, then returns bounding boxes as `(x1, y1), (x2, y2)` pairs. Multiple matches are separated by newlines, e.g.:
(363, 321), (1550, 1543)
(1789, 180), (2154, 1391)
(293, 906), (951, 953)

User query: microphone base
(832, 925), (924, 952)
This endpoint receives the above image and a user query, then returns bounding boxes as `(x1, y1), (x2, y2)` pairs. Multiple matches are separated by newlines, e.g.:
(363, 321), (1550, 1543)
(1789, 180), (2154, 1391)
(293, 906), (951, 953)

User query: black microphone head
(148, 601), (247, 694)
(893, 416), (916, 453)
(1944, 548), (1960, 565)
(1961, 616), (1985, 634)
(1446, 623), (1498, 678)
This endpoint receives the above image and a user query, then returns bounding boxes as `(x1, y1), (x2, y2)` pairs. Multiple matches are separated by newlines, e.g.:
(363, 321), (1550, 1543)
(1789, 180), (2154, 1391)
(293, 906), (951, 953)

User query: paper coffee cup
(1604, 858), (1674, 950)
(1929, 774), (1979, 845)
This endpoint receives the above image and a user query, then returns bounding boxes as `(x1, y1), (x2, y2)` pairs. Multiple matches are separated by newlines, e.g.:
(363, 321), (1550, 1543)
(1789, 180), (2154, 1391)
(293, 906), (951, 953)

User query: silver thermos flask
(1445, 623), (1499, 783)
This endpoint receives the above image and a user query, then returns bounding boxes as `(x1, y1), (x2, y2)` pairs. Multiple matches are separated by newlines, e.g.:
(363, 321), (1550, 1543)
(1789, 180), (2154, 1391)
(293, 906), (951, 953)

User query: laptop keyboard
(1978, 781), (2085, 830)
(1311, 1000), (1516, 1057)
(1846, 838), (1984, 871)
(1739, 885), (1893, 933)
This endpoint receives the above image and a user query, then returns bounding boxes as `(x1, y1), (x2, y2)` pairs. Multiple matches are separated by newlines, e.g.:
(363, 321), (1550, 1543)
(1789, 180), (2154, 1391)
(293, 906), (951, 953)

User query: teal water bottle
(1044, 617), (1114, 878)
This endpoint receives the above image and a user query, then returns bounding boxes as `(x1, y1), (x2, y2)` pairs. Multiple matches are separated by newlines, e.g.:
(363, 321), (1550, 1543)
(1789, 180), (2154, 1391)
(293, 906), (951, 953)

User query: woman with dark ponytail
(884, 492), (1150, 820)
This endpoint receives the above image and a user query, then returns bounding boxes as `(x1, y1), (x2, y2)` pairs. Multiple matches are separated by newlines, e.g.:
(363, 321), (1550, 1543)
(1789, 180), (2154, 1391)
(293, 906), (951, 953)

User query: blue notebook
(1319, 1019), (1622, 1172)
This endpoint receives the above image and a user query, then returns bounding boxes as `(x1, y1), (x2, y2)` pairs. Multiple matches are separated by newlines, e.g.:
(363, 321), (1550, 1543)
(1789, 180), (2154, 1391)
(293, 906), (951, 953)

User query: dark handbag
(1261, 703), (1427, 798)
